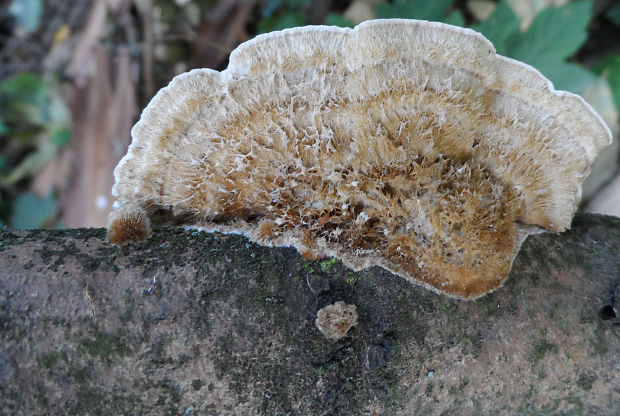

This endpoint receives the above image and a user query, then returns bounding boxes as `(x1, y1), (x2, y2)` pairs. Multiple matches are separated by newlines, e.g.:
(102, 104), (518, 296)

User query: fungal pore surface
(109, 19), (611, 299)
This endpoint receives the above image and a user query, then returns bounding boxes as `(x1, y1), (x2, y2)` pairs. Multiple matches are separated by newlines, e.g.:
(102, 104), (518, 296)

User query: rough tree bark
(0, 213), (619, 415)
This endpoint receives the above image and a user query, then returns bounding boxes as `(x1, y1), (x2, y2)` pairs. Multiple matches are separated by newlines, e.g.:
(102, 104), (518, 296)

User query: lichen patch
(315, 301), (358, 341)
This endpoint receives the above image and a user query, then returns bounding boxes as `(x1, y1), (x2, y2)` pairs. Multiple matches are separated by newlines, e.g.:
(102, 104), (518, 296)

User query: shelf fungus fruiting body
(108, 19), (612, 299)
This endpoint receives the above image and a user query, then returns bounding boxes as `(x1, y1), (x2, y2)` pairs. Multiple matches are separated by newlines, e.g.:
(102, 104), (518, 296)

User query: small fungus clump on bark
(315, 301), (358, 341)
(108, 19), (612, 299)
(107, 202), (152, 244)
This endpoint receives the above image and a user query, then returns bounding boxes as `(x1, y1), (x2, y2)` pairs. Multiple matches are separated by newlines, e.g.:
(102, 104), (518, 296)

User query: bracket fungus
(108, 19), (612, 299)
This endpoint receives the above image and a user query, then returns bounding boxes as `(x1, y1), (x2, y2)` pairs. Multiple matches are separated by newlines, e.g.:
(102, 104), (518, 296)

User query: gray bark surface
(0, 213), (619, 415)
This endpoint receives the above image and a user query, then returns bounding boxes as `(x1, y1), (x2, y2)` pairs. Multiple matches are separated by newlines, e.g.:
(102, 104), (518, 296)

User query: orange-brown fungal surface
(107, 203), (152, 245)
(109, 19), (612, 299)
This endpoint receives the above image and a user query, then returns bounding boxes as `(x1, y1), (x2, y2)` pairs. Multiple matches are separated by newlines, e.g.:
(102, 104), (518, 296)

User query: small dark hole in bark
(598, 305), (617, 320)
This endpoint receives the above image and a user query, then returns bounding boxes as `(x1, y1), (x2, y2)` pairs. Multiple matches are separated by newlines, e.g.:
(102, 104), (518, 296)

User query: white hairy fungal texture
(109, 19), (612, 299)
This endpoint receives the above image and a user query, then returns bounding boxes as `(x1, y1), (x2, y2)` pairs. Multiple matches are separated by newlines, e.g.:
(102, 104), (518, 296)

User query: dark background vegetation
(1, 0), (619, 229)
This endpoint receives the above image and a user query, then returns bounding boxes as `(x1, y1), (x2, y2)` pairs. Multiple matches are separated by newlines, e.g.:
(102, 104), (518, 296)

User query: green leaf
(0, 116), (8, 136)
(262, 0), (283, 17)
(472, 0), (520, 55)
(595, 55), (620, 111)
(537, 61), (596, 94)
(11, 191), (56, 229)
(273, 12), (305, 30)
(591, 55), (615, 76)
(325, 13), (354, 28)
(261, 0), (308, 17)
(0, 72), (46, 100)
(492, 0), (595, 94)
(505, 0), (592, 65)
(0, 72), (49, 126)
(9, 0), (43, 33)
(284, 0), (308, 8)
(258, 12), (305, 33)
(377, 0), (454, 21)
(3, 138), (57, 185)
(48, 88), (70, 126)
(443, 10), (464, 27)
(607, 2), (620, 26)
(49, 127), (71, 147)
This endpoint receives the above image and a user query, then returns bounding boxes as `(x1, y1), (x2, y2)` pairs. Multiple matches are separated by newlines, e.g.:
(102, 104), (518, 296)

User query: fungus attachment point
(108, 19), (611, 299)
(316, 301), (358, 341)
(107, 203), (151, 245)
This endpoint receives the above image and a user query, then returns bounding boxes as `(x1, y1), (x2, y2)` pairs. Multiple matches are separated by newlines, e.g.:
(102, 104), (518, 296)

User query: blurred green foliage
(258, 0), (601, 95)
(474, 0), (596, 93)
(377, 0), (464, 26)
(0, 73), (49, 127)
(257, 0), (354, 32)
(11, 191), (56, 229)
(257, 0), (309, 33)
(324, 13), (355, 28)
(607, 1), (620, 25)
(8, 0), (43, 34)
(0, 72), (70, 228)
(595, 55), (620, 111)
